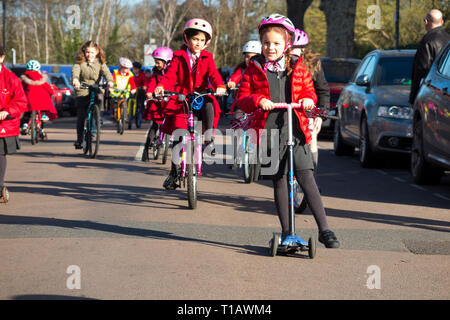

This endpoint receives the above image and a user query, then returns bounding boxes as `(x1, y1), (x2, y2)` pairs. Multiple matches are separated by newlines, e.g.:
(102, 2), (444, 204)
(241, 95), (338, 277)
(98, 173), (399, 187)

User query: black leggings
(0, 155), (6, 188)
(193, 100), (214, 142)
(273, 169), (329, 234)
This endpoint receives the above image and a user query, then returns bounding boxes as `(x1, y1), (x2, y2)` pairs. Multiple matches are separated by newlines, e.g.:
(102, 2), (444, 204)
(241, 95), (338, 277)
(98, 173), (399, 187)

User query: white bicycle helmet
(119, 57), (133, 69)
(26, 59), (41, 71)
(242, 41), (262, 54)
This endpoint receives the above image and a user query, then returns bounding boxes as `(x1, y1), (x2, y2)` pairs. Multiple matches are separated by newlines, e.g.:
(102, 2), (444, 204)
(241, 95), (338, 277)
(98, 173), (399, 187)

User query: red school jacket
(20, 71), (57, 118)
(237, 55), (317, 145)
(156, 45), (226, 134)
(0, 64), (28, 138)
(228, 65), (245, 114)
(143, 72), (165, 123)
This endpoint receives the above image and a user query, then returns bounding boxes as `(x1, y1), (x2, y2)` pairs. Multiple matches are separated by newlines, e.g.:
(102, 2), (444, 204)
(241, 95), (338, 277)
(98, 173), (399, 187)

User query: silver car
(333, 50), (416, 167)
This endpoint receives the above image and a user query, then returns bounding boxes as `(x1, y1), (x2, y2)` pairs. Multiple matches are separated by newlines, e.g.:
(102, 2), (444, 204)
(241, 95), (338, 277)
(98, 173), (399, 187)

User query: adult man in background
(409, 9), (450, 106)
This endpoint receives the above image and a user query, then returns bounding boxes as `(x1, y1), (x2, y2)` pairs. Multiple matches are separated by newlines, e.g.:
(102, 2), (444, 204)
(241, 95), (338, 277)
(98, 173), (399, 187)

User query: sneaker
(21, 123), (28, 135)
(0, 186), (9, 203)
(41, 115), (50, 122)
(318, 230), (340, 248)
(74, 142), (83, 150)
(163, 174), (179, 190)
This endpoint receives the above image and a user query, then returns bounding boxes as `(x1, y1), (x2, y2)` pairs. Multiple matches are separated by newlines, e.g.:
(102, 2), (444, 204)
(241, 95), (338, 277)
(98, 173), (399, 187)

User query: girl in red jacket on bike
(237, 14), (339, 248)
(20, 60), (58, 136)
(141, 47), (174, 162)
(0, 46), (28, 203)
(154, 18), (226, 190)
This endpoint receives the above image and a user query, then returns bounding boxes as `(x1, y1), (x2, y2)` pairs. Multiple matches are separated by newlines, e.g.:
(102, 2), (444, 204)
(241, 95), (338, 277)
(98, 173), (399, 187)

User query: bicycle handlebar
(79, 83), (109, 90)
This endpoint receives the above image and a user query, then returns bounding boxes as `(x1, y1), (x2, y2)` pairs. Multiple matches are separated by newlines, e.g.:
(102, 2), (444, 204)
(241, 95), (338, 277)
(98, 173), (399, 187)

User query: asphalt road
(0, 115), (449, 300)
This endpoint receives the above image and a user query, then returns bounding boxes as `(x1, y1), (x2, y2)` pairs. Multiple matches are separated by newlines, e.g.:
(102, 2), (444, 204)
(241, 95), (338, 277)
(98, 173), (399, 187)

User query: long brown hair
(75, 41), (106, 64)
(286, 47), (321, 79)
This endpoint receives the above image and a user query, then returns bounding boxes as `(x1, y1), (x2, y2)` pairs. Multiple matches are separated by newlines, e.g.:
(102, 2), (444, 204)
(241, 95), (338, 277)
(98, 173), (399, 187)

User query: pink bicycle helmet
(119, 57), (133, 69)
(258, 14), (296, 33)
(152, 47), (174, 63)
(292, 29), (309, 47)
(183, 18), (213, 47)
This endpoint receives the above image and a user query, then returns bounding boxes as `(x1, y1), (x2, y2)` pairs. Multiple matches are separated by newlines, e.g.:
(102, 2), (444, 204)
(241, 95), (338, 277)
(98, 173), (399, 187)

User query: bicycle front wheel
(187, 141), (197, 209)
(30, 111), (38, 145)
(117, 100), (125, 135)
(89, 104), (101, 158)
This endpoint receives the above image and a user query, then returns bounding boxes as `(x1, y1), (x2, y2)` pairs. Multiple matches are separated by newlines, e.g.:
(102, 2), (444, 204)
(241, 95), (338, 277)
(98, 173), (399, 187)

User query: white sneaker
(41, 115), (50, 122)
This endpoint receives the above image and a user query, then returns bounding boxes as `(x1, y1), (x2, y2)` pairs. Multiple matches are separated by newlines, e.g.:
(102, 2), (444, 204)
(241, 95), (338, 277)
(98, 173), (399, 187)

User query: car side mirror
(356, 75), (370, 87)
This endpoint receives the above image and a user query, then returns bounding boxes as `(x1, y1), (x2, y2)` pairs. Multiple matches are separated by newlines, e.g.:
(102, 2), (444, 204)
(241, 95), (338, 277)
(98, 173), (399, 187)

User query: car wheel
(333, 120), (355, 156)
(359, 117), (375, 168)
(411, 118), (443, 185)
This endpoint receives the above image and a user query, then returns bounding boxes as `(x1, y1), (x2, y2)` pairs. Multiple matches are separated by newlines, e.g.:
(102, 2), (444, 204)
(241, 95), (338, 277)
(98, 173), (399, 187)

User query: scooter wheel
(270, 233), (280, 257)
(308, 237), (316, 259)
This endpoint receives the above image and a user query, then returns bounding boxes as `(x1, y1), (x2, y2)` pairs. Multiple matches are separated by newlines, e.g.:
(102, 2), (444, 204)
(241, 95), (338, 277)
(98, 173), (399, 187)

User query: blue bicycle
(79, 84), (107, 158)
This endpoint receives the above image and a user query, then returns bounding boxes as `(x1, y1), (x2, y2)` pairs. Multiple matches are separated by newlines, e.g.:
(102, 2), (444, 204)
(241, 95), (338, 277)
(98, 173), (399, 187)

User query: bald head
(425, 9), (444, 31)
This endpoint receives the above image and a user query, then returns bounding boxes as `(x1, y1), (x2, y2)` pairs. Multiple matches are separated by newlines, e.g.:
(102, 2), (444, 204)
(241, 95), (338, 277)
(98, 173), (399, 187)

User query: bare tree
(320, 0), (357, 58)
(287, 0), (314, 30)
(154, 0), (192, 47)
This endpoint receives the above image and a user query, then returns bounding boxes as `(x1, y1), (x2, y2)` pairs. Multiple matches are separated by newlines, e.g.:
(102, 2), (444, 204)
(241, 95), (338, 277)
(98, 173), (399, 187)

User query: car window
(437, 47), (450, 77)
(363, 56), (377, 79)
(353, 55), (374, 81)
(50, 76), (67, 89)
(321, 60), (360, 83)
(374, 56), (414, 86)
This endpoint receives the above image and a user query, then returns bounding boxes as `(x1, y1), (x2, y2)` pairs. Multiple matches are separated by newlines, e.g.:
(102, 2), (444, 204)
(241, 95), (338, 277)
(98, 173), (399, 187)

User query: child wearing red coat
(154, 18), (226, 190)
(0, 47), (28, 203)
(237, 14), (340, 249)
(20, 60), (57, 133)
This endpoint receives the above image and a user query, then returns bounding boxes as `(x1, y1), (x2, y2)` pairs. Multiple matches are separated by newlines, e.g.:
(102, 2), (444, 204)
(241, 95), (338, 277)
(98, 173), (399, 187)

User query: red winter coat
(20, 71), (57, 119)
(143, 73), (165, 123)
(0, 64), (28, 138)
(134, 71), (147, 88)
(237, 55), (317, 145)
(157, 45), (226, 135)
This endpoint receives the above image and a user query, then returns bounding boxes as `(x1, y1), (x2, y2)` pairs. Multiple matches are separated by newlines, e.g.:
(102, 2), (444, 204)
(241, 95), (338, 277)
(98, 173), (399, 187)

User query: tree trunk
(287, 0), (314, 30)
(45, 2), (49, 64)
(88, 0), (97, 41)
(21, 2), (26, 63)
(32, 13), (40, 59)
(319, 0), (356, 58)
(95, 0), (108, 44)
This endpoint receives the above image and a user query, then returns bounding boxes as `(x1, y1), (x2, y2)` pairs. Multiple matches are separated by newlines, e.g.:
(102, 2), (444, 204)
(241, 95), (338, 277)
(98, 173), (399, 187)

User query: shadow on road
(0, 214), (270, 257)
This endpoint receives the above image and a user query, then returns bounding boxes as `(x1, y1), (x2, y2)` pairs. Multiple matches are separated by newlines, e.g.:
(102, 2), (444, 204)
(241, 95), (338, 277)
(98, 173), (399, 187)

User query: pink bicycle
(157, 89), (226, 209)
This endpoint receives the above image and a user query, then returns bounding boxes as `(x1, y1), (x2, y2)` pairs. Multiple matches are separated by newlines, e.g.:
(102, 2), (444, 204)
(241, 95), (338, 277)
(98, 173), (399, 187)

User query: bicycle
(79, 83), (106, 158)
(128, 88), (145, 130)
(157, 89), (227, 209)
(22, 110), (47, 145)
(109, 87), (131, 135)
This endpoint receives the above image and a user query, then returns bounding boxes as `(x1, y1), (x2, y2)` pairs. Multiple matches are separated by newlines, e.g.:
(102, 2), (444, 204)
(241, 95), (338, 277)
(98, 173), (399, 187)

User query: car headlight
(377, 105), (412, 120)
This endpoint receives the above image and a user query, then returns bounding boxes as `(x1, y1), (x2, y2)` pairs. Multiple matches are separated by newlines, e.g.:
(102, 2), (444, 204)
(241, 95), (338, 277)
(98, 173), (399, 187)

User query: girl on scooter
(237, 14), (339, 248)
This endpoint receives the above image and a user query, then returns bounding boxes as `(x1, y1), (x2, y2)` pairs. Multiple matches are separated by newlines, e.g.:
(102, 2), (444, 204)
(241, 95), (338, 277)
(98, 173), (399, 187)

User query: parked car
(333, 49), (416, 167)
(7, 64), (64, 116)
(411, 41), (450, 184)
(320, 57), (361, 132)
(48, 73), (76, 116)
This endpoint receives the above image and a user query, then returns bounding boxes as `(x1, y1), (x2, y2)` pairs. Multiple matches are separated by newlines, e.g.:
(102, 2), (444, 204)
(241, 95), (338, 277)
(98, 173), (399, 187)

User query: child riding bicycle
(72, 41), (114, 149)
(110, 57), (137, 124)
(20, 60), (58, 137)
(154, 18), (227, 190)
(142, 47), (174, 162)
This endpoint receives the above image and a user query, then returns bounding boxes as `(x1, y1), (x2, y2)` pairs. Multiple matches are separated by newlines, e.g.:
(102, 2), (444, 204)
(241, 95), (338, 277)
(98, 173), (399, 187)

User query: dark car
(7, 64), (64, 115)
(333, 50), (416, 167)
(411, 41), (450, 184)
(320, 57), (361, 132)
(48, 73), (76, 116)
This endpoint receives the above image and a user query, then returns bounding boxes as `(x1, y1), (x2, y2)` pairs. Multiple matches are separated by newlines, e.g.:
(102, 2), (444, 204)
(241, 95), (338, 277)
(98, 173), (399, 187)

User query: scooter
(269, 102), (316, 259)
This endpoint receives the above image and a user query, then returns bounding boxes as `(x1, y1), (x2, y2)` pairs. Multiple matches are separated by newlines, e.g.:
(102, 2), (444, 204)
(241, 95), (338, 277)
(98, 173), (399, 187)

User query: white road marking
(433, 193), (450, 201)
(409, 183), (426, 191)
